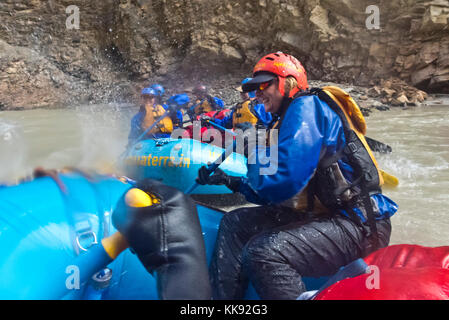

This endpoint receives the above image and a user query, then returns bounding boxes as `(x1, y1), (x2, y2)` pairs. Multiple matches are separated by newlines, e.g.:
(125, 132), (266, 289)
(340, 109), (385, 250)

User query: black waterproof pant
(209, 205), (391, 300)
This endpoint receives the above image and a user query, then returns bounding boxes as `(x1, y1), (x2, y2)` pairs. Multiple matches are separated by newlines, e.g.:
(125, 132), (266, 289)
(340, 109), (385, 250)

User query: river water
(1, 99), (448, 247)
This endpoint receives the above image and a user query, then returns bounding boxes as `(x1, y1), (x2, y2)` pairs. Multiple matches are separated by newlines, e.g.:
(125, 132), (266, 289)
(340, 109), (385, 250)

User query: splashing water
(73, 104), (133, 173)
(0, 104), (135, 183)
(0, 119), (27, 182)
(0, 101), (448, 246)
(366, 104), (449, 247)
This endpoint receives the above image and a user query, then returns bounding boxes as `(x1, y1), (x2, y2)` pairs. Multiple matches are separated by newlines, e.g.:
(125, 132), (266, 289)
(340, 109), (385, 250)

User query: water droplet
(3, 132), (12, 141)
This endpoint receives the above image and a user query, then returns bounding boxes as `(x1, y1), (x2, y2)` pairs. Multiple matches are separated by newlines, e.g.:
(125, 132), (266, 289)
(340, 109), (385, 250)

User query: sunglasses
(258, 81), (273, 91)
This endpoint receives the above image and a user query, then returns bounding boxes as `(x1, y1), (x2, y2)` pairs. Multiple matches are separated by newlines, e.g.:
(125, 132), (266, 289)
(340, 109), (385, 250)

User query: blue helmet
(150, 84), (165, 96)
(241, 78), (255, 98)
(167, 93), (190, 107)
(141, 87), (157, 96)
(213, 97), (225, 108)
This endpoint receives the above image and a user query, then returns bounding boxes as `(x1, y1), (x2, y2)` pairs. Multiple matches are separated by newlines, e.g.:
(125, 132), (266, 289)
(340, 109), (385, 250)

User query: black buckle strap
(306, 177), (317, 213)
(361, 186), (379, 249)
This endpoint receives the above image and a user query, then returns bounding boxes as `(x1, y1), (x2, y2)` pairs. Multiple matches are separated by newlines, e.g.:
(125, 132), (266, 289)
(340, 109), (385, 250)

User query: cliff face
(0, 0), (448, 109)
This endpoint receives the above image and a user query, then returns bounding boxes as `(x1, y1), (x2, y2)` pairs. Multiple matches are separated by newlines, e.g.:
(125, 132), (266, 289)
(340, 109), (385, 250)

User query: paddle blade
(366, 136), (392, 154)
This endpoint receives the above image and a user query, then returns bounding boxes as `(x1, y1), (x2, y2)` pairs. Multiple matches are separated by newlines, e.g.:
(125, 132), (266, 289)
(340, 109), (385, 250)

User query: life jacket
(270, 86), (384, 247)
(192, 96), (219, 115)
(232, 99), (260, 127)
(141, 103), (173, 134)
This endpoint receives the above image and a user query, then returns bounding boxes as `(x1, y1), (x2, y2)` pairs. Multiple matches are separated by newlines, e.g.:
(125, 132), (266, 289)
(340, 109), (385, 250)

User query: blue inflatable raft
(120, 138), (248, 195)
(0, 173), (328, 300)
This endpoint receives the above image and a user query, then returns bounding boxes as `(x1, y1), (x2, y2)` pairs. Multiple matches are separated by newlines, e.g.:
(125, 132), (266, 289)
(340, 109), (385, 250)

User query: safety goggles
(258, 80), (273, 91)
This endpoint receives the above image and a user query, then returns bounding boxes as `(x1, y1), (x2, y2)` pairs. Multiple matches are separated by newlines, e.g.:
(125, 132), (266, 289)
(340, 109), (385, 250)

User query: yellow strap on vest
(267, 120), (280, 147)
(233, 100), (259, 126)
(322, 86), (384, 186)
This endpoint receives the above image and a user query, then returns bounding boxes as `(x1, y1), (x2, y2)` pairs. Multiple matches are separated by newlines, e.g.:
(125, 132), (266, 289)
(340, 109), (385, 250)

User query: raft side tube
(122, 139), (247, 194)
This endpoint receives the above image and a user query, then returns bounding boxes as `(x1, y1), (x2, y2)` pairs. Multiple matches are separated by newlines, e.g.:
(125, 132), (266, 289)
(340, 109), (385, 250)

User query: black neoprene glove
(112, 179), (211, 300)
(196, 167), (241, 193)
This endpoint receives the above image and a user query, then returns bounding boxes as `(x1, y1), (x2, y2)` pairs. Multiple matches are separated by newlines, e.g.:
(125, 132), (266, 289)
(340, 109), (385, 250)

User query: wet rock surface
(0, 0), (448, 110)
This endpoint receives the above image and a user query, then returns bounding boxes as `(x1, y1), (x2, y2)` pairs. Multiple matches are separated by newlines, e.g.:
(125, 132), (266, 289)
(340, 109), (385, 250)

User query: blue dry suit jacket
(213, 102), (273, 129)
(237, 95), (398, 221)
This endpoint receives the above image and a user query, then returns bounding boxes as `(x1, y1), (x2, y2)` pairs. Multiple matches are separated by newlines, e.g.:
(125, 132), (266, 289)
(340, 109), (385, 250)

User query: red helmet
(252, 52), (308, 98)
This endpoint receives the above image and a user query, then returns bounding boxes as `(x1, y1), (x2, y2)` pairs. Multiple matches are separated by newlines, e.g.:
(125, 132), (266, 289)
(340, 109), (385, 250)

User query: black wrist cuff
(226, 176), (241, 193)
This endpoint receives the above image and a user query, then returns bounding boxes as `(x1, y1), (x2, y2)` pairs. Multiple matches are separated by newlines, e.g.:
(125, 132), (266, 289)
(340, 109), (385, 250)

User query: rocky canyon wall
(0, 0), (448, 109)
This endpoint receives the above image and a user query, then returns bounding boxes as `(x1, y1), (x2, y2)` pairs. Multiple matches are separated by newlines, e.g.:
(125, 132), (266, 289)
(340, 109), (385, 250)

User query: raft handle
(76, 230), (98, 252)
